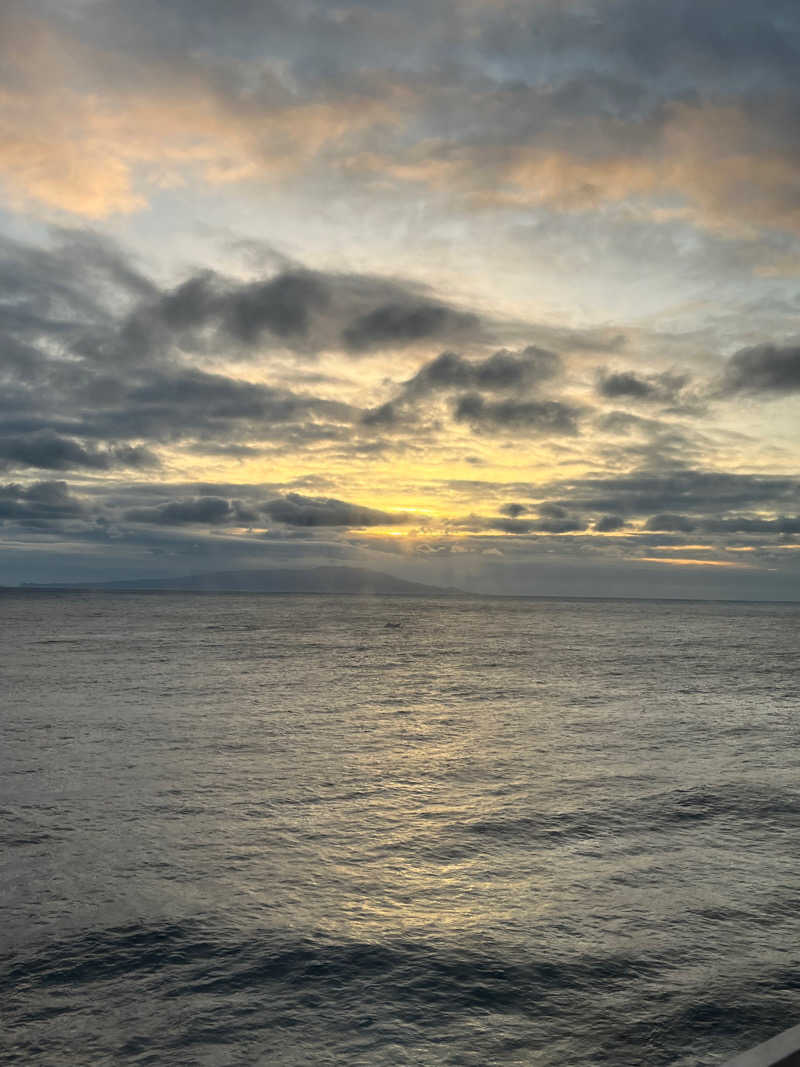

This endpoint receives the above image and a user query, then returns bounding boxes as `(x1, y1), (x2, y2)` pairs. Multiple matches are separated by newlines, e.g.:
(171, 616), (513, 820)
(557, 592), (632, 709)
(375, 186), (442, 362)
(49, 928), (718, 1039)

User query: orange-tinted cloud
(1, 9), (799, 241)
(354, 102), (800, 237)
(0, 12), (399, 217)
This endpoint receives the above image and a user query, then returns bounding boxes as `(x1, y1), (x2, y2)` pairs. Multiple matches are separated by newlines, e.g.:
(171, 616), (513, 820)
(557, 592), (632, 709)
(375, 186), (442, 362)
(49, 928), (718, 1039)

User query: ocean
(2, 592), (800, 1065)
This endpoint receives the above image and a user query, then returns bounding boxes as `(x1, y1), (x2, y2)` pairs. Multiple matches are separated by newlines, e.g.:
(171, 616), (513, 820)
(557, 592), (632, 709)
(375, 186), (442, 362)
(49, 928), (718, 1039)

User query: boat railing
(721, 1023), (800, 1067)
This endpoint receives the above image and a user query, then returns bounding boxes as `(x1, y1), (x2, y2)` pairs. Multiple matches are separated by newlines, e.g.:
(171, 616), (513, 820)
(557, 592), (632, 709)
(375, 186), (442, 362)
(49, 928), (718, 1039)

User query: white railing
(722, 1023), (800, 1067)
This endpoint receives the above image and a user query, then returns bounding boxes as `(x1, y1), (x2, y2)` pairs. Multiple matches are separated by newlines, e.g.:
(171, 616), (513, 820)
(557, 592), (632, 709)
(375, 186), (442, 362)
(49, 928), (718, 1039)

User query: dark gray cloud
(114, 370), (352, 440)
(153, 270), (330, 344)
(490, 517), (533, 534)
(0, 480), (86, 522)
(0, 480), (419, 537)
(359, 346), (566, 436)
(720, 344), (800, 395)
(535, 515), (585, 533)
(645, 512), (800, 535)
(500, 502), (528, 518)
(141, 266), (486, 359)
(0, 434), (157, 472)
(544, 468), (798, 517)
(454, 394), (581, 435)
(597, 469), (797, 514)
(404, 347), (561, 397)
(472, 509), (586, 534)
(342, 303), (478, 353)
(40, 370), (358, 457)
(360, 401), (400, 428)
(534, 516), (585, 534)
(597, 369), (691, 405)
(524, 502), (585, 532)
(222, 274), (330, 344)
(445, 469), (800, 519)
(538, 502), (569, 519)
(594, 514), (626, 532)
(124, 496), (257, 525)
(263, 492), (412, 527)
(645, 513), (697, 533)
(702, 515), (800, 534)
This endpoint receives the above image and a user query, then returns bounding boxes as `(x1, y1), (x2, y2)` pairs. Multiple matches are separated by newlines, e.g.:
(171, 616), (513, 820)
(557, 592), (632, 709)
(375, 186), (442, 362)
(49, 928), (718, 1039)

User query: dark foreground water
(2, 592), (800, 1066)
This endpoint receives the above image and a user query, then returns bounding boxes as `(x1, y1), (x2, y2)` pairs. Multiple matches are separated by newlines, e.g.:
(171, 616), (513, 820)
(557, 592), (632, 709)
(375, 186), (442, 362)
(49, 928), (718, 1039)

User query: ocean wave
(455, 782), (800, 851)
(2, 921), (656, 1003)
(3, 920), (797, 1065)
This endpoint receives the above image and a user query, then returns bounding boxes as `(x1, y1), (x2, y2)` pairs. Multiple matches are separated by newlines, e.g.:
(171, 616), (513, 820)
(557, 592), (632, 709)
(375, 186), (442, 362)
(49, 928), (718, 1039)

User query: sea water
(2, 592), (800, 1065)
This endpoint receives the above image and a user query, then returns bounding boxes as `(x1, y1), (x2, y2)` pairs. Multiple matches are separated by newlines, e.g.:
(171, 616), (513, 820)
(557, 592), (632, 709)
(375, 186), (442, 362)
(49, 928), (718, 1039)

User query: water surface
(2, 593), (800, 1064)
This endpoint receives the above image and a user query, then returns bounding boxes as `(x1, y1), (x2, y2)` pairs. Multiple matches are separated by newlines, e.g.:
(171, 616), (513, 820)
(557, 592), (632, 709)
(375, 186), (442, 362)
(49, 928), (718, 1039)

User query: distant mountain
(26, 565), (462, 596)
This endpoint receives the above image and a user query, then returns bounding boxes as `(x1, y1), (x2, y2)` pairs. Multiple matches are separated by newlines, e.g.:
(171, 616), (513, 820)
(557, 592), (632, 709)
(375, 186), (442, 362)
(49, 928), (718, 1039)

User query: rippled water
(2, 592), (800, 1065)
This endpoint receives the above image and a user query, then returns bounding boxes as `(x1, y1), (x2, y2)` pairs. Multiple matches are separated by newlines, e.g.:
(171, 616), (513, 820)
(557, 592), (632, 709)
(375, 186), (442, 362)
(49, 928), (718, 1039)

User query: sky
(2, 0), (800, 598)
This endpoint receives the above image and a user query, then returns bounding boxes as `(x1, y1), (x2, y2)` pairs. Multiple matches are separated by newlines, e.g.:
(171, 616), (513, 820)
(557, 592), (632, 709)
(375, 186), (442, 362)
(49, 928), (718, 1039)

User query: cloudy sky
(2, 0), (800, 597)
